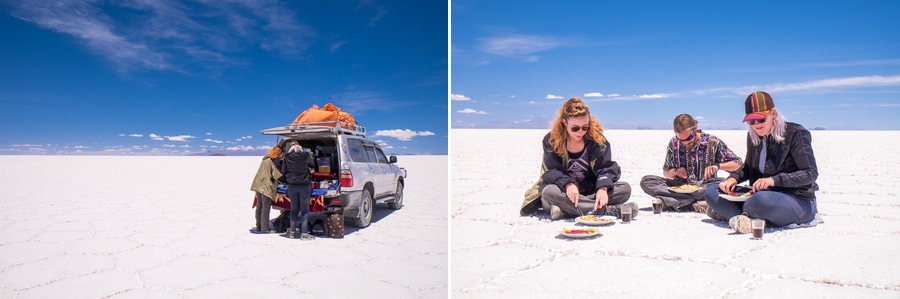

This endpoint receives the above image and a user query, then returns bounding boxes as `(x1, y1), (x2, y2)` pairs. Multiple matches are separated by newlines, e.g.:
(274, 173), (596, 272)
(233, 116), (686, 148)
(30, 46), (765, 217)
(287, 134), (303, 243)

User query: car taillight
(340, 169), (353, 187)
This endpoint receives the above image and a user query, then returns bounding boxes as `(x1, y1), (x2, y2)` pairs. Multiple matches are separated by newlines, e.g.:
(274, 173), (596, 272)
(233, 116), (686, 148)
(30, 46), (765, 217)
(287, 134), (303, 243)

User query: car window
(365, 146), (378, 163)
(348, 138), (368, 162)
(374, 147), (388, 163)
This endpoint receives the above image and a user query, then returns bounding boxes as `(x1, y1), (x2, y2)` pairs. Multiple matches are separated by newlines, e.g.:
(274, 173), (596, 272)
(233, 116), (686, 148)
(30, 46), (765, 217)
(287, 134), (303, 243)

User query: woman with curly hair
(250, 146), (285, 233)
(521, 97), (635, 220)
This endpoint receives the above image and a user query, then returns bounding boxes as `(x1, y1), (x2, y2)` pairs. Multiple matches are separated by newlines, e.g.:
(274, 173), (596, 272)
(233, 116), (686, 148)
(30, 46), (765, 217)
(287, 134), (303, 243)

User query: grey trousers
(541, 181), (632, 216)
(639, 175), (724, 210)
(255, 192), (273, 232)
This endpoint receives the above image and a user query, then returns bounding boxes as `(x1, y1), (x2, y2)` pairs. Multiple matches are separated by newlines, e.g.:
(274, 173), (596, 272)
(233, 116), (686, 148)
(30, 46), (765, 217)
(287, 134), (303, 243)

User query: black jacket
(729, 122), (819, 200)
(272, 158), (286, 183)
(540, 133), (620, 195)
(281, 151), (315, 185)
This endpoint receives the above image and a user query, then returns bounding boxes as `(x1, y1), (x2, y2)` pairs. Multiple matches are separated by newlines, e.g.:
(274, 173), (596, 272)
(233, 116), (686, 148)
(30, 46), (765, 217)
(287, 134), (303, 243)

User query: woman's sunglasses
(569, 125), (590, 132)
(747, 117), (767, 125)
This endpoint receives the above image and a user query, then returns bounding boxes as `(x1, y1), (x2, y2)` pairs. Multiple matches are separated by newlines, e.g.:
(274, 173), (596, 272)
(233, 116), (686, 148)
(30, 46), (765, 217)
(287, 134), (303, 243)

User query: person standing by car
(639, 114), (743, 212)
(704, 91), (822, 233)
(250, 146), (284, 233)
(521, 97), (635, 220)
(282, 141), (316, 240)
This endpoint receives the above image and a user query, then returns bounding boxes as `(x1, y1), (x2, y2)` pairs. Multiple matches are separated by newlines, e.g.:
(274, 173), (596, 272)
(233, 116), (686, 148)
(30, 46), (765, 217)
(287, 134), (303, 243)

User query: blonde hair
(548, 98), (606, 157)
(288, 141), (303, 153)
(265, 146), (283, 159)
(749, 108), (787, 145)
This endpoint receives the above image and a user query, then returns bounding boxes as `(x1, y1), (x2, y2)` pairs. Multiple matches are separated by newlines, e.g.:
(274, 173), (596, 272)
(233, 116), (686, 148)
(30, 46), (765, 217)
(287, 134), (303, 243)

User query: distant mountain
(826, 124), (865, 130)
(209, 153), (227, 156)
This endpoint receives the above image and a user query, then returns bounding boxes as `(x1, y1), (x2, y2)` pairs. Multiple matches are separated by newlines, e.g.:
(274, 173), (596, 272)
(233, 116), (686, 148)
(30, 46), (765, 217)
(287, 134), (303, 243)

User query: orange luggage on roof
(292, 103), (357, 129)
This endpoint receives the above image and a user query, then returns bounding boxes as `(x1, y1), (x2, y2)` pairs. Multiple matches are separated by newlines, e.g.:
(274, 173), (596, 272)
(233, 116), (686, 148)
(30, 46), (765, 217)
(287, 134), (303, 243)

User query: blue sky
(451, 1), (900, 130)
(0, 0), (447, 155)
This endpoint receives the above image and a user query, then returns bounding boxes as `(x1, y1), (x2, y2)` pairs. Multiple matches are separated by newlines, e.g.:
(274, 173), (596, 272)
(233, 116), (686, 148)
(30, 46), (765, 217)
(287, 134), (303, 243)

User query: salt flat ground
(0, 155), (447, 299)
(452, 129), (900, 298)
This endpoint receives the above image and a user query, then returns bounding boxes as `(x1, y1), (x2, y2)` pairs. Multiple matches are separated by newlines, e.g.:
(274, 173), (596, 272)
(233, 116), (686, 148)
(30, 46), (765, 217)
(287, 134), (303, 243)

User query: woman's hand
(566, 183), (580, 207)
(719, 178), (737, 193)
(675, 168), (687, 179)
(752, 177), (775, 193)
(594, 188), (609, 212)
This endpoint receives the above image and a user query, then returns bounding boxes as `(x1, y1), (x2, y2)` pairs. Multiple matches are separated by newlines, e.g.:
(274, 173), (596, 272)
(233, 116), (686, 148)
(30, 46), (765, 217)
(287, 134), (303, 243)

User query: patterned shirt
(663, 132), (742, 183)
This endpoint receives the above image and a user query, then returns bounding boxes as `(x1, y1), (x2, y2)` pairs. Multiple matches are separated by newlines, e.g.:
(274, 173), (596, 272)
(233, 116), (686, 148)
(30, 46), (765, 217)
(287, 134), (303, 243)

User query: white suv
(261, 121), (406, 228)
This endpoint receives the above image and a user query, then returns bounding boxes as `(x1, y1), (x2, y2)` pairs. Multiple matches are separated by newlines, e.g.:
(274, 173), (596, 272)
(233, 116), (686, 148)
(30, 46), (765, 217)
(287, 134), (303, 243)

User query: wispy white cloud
(8, 0), (314, 74)
(546, 94), (564, 100)
(875, 103), (900, 107)
(583, 75), (900, 104)
(204, 138), (223, 144)
(458, 108), (488, 114)
(451, 94), (471, 101)
(12, 144), (43, 147)
(375, 129), (435, 141)
(331, 91), (417, 112)
(330, 39), (349, 53)
(478, 34), (566, 57)
(205, 133), (213, 136)
(759, 75), (900, 93)
(162, 144), (176, 148)
(129, 134), (143, 138)
(149, 133), (164, 141)
(584, 92), (604, 98)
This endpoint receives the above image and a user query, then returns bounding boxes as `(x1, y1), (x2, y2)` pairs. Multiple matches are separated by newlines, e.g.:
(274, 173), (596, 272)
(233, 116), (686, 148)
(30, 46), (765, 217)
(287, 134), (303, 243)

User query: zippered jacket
(729, 122), (819, 199)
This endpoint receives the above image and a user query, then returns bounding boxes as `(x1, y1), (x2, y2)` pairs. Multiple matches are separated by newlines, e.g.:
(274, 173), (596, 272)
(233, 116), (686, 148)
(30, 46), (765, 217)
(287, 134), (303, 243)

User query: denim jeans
(287, 184), (311, 233)
(704, 183), (817, 227)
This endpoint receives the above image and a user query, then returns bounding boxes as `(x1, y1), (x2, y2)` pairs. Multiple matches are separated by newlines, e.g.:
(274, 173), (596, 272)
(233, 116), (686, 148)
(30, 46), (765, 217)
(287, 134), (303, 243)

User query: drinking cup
(622, 205), (632, 224)
(751, 219), (765, 239)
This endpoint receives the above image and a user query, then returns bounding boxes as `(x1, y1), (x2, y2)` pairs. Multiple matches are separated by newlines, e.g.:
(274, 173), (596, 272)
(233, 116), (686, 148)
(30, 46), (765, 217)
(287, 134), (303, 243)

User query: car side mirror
(389, 156), (397, 163)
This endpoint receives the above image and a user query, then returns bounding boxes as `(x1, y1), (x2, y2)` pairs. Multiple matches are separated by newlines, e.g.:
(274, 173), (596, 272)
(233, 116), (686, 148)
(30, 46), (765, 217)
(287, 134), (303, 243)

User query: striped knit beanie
(743, 91), (774, 122)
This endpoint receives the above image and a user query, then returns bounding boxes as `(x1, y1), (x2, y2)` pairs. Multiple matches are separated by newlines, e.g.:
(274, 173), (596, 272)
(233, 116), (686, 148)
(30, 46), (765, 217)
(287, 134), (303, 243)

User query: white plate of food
(559, 227), (601, 238)
(720, 192), (752, 202)
(669, 184), (701, 194)
(575, 215), (617, 226)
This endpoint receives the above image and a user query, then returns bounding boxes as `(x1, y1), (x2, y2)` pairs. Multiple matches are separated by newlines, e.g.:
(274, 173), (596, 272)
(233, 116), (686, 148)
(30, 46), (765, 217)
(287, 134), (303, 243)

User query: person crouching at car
(249, 146), (285, 234)
(281, 141), (316, 240)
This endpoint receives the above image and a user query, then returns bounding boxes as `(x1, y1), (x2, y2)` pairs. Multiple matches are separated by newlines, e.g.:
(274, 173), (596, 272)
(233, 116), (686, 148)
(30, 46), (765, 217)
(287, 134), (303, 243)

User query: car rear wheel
(351, 188), (373, 228)
(388, 181), (403, 210)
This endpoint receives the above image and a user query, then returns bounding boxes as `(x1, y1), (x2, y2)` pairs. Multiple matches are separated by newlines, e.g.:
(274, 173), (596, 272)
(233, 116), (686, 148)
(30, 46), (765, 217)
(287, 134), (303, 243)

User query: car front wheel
(388, 181), (403, 210)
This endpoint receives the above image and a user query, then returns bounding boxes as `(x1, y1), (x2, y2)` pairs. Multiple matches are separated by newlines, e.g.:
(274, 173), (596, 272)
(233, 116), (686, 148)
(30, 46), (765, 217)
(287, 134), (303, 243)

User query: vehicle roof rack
(260, 120), (366, 137)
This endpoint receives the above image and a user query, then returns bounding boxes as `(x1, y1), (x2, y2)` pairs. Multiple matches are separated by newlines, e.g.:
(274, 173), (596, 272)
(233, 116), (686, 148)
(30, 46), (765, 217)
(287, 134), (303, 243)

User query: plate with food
(575, 215), (617, 226)
(720, 191), (752, 202)
(669, 184), (701, 194)
(560, 227), (601, 238)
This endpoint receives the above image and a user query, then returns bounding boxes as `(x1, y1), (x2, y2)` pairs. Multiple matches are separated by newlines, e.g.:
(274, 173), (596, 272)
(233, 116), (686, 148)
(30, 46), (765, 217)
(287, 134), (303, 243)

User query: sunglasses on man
(677, 128), (696, 142)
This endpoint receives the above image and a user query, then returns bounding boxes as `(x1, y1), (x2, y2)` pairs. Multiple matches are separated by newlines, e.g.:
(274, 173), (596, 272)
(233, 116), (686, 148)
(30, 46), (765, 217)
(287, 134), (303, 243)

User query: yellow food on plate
(670, 185), (700, 190)
(576, 215), (602, 222)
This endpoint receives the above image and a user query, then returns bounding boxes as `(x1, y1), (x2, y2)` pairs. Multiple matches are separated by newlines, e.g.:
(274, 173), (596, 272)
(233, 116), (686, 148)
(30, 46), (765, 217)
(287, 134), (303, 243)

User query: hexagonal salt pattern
(452, 129), (900, 298)
(0, 155), (447, 298)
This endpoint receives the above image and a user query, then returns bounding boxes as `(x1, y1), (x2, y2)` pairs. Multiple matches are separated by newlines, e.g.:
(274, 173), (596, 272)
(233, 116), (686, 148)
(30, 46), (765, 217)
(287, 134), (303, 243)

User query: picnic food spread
(562, 227), (599, 234)
(575, 215), (601, 222)
(670, 184), (700, 191)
